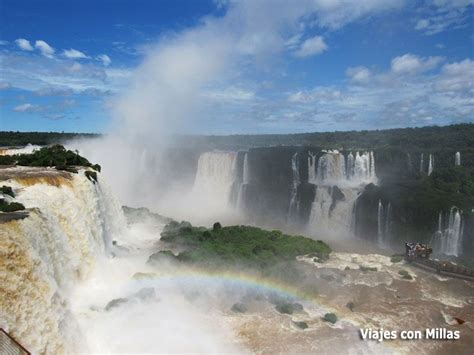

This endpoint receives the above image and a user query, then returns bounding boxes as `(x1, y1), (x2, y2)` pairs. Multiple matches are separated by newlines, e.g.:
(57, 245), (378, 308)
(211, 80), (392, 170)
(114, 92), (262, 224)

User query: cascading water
(432, 207), (464, 256)
(307, 150), (376, 237)
(376, 200), (391, 247)
(308, 152), (317, 184)
(420, 153), (424, 173)
(0, 169), (126, 354)
(236, 152), (249, 211)
(377, 200), (384, 246)
(192, 151), (237, 211)
(287, 153), (300, 221)
(428, 154), (434, 176)
(455, 152), (461, 166)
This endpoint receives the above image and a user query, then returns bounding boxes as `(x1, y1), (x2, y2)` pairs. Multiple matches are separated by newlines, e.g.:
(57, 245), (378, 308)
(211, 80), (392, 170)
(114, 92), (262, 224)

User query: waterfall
(346, 152), (354, 178)
(287, 153), (300, 220)
(316, 150), (346, 184)
(236, 152), (249, 211)
(455, 152), (461, 166)
(1, 170), (126, 354)
(308, 152), (317, 183)
(307, 186), (358, 236)
(419, 153), (424, 173)
(377, 200), (384, 246)
(310, 150), (376, 186)
(428, 154), (433, 176)
(384, 203), (391, 238)
(432, 207), (464, 256)
(192, 151), (237, 211)
(307, 150), (377, 237)
(352, 151), (376, 183)
(407, 153), (412, 171)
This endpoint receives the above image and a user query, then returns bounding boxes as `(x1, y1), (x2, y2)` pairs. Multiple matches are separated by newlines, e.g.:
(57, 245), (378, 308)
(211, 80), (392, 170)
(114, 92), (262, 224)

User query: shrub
(85, 170), (98, 182)
(1, 185), (15, 198)
(0, 200), (25, 212)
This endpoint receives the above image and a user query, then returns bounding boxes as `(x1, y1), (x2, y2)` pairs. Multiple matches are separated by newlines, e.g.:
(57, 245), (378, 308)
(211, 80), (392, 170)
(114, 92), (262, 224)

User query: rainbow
(132, 266), (334, 310)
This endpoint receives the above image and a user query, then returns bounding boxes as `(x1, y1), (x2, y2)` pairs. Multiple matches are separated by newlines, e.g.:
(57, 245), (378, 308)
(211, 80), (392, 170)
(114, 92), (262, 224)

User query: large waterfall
(0, 169), (126, 354)
(192, 151), (237, 212)
(432, 207), (464, 256)
(307, 150), (376, 237)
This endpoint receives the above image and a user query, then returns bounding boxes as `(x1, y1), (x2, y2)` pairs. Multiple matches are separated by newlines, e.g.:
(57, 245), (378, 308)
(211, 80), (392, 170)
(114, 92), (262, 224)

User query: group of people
(405, 242), (431, 259)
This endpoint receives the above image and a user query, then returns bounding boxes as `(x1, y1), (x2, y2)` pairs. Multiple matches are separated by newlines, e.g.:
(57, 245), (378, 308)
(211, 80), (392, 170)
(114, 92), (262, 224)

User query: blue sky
(0, 0), (473, 134)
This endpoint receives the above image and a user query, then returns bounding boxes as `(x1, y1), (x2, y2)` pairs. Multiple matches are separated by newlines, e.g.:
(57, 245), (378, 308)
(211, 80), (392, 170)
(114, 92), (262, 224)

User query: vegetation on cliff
(0, 145), (101, 172)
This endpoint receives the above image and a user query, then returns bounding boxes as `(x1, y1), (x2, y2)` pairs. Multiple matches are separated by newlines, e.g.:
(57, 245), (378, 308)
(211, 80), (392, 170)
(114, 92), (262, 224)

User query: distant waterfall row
(418, 152), (461, 175)
(432, 207), (464, 257)
(308, 150), (376, 186)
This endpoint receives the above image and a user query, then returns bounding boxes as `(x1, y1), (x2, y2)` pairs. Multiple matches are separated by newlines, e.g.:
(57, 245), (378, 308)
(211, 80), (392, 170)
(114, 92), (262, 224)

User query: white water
(420, 153), (424, 173)
(307, 150), (376, 237)
(0, 143), (42, 155)
(433, 207), (464, 256)
(377, 200), (384, 246)
(287, 153), (300, 221)
(308, 186), (359, 236)
(0, 170), (126, 354)
(455, 152), (461, 166)
(236, 152), (249, 211)
(428, 154), (434, 176)
(192, 151), (237, 213)
(376, 201), (392, 248)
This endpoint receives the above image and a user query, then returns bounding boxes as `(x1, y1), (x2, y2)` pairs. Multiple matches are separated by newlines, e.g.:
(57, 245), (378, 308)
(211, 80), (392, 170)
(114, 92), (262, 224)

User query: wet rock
(390, 255), (404, 263)
(275, 301), (304, 315)
(293, 321), (308, 330)
(453, 317), (465, 325)
(398, 270), (413, 280)
(231, 302), (248, 313)
(105, 298), (128, 311)
(359, 265), (378, 272)
(346, 302), (355, 312)
(323, 313), (337, 324)
(321, 274), (335, 282)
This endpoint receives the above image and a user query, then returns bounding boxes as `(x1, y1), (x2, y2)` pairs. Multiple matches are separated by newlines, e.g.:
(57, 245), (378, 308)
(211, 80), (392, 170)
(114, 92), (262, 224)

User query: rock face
(323, 313), (337, 324)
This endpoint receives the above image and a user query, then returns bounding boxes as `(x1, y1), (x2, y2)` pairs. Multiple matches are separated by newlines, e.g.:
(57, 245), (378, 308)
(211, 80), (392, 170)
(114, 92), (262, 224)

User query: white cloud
(435, 58), (474, 93)
(415, 19), (430, 30)
(0, 82), (11, 89)
(346, 66), (371, 83)
(63, 48), (89, 59)
(0, 40), (8, 46)
(294, 36), (327, 57)
(391, 54), (443, 74)
(35, 40), (55, 58)
(415, 0), (473, 35)
(97, 54), (112, 66)
(15, 38), (34, 51)
(13, 103), (41, 112)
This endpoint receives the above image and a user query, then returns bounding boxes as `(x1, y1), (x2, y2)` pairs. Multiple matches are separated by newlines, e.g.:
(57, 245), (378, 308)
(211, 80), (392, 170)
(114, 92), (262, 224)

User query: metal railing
(0, 329), (30, 355)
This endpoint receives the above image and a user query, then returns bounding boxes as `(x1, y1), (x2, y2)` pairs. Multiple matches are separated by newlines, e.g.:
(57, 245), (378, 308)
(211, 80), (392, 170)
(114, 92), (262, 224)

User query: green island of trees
(149, 221), (331, 283)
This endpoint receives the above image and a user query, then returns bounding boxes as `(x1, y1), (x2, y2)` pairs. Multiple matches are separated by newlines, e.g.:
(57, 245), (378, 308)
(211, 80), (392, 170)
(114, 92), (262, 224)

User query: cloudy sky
(0, 0), (473, 134)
